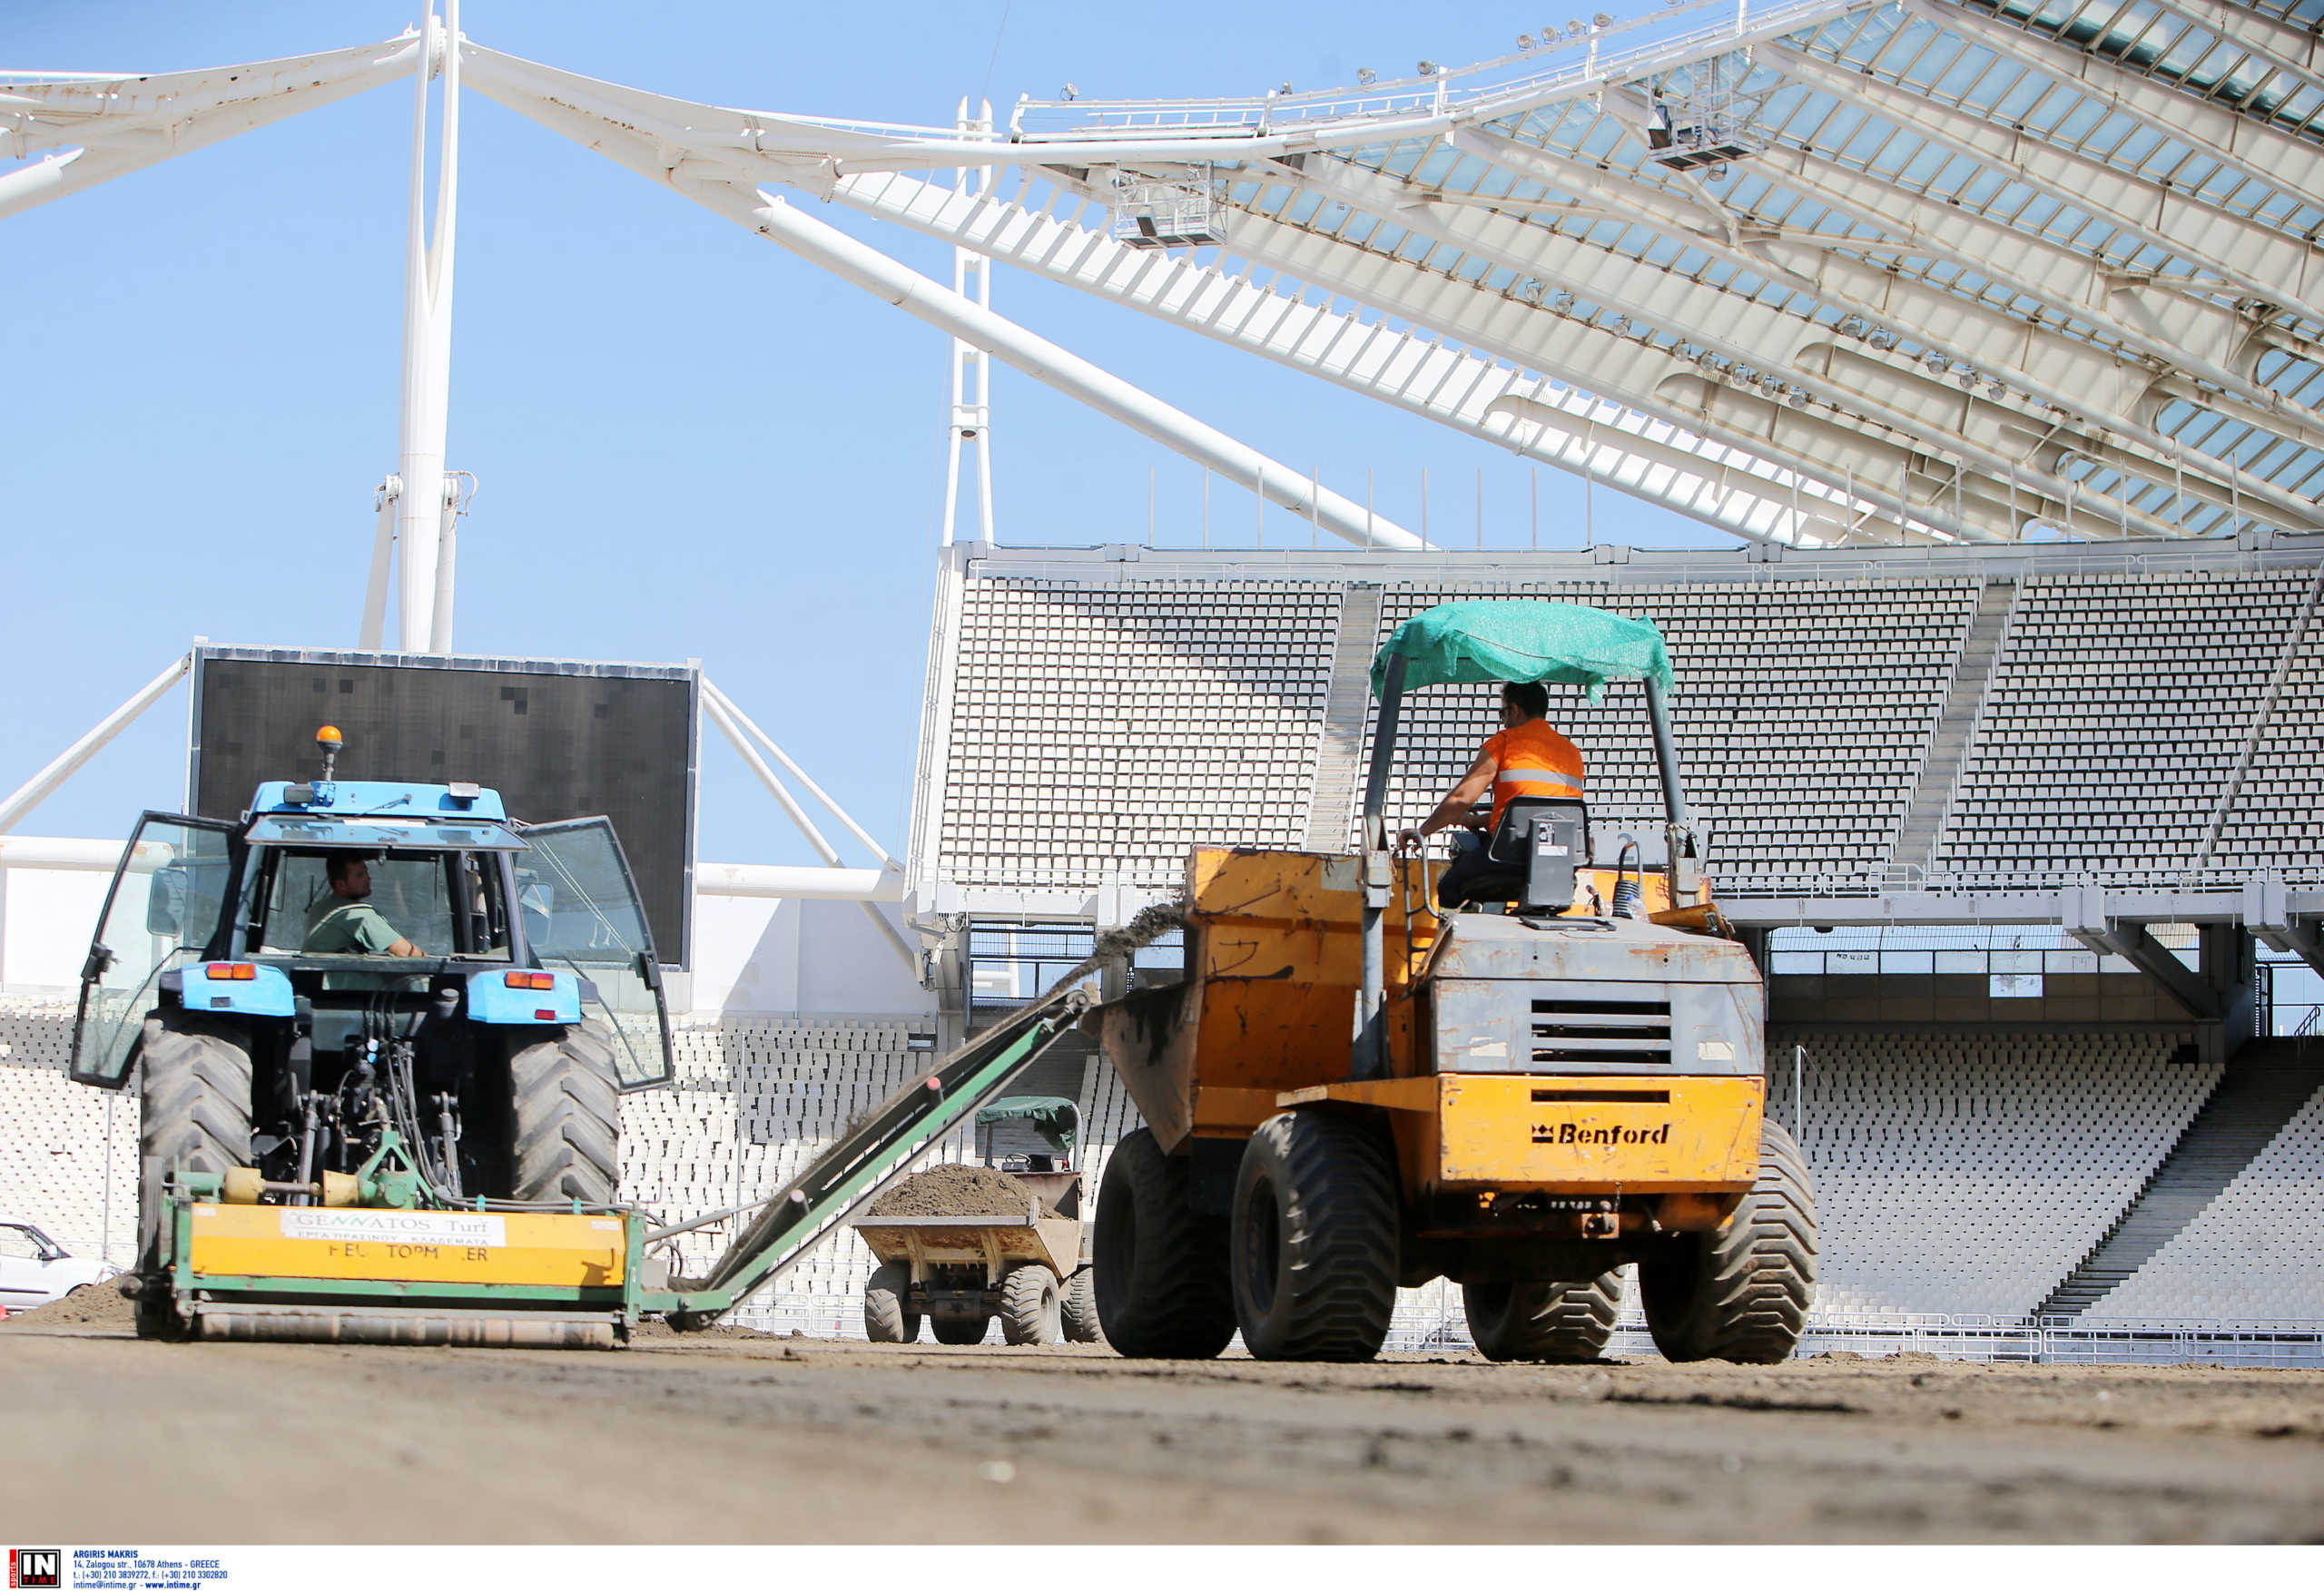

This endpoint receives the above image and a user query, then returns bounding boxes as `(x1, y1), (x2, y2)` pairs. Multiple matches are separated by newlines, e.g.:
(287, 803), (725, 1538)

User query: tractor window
(249, 851), (502, 959)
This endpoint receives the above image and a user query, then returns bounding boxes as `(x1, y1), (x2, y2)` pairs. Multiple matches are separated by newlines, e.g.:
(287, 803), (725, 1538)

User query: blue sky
(2, 1), (1722, 865)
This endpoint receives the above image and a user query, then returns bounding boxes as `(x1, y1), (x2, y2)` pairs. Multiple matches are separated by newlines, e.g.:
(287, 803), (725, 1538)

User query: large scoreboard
(188, 647), (698, 968)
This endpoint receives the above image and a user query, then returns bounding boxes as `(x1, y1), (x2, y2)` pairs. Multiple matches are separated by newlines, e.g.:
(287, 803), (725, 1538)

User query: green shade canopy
(1371, 600), (1676, 704)
(975, 1096), (1080, 1154)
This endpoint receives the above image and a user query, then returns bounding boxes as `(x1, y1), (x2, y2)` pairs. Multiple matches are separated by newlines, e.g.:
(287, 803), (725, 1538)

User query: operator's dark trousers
(1433, 831), (1520, 909)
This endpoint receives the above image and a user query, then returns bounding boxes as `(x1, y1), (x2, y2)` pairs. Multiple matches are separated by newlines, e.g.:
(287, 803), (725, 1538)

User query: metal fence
(731, 1293), (2324, 1366)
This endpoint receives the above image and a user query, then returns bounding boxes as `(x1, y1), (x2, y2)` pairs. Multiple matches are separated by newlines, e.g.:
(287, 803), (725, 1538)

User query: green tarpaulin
(1371, 600), (1675, 704)
(975, 1096), (1080, 1154)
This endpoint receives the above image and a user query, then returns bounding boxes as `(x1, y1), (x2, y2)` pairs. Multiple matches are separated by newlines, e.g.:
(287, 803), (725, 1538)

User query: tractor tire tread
(508, 1020), (622, 1206)
(1093, 1128), (1236, 1360)
(998, 1264), (1059, 1346)
(1235, 1109), (1400, 1362)
(1463, 1270), (1624, 1362)
(863, 1262), (918, 1343)
(136, 1012), (254, 1302)
(1640, 1119), (1817, 1364)
(1059, 1265), (1102, 1343)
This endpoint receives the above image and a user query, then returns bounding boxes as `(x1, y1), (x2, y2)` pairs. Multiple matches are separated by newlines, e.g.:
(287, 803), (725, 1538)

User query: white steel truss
(9, 0), (2324, 553)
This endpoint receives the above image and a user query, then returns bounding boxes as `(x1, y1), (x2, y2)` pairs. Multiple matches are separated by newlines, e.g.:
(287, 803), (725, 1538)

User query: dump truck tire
(1231, 1109), (1399, 1362)
(1060, 1265), (1102, 1343)
(508, 1020), (622, 1206)
(1638, 1119), (1817, 1364)
(931, 1315), (989, 1345)
(999, 1264), (1060, 1346)
(136, 1012), (253, 1333)
(864, 1263), (920, 1343)
(1462, 1270), (1623, 1362)
(1092, 1127), (1236, 1359)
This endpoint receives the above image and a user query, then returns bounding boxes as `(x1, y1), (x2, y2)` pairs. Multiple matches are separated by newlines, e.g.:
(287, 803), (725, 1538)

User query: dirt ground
(2, 1322), (2318, 1544)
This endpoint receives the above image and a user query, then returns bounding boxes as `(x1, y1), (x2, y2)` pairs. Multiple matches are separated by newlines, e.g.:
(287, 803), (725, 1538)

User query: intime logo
(9, 1549), (61, 1589)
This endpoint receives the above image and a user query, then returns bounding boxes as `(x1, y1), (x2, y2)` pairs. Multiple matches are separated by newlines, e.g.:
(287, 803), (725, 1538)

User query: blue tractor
(68, 727), (673, 1336)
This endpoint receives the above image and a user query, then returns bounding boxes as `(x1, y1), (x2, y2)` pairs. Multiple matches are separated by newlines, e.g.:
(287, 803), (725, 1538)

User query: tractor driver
(302, 856), (424, 958)
(1395, 681), (1585, 909)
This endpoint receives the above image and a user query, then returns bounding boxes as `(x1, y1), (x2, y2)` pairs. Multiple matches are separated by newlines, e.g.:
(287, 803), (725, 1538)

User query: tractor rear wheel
(135, 1011), (253, 1338)
(863, 1263), (920, 1343)
(507, 1020), (623, 1205)
(998, 1264), (1060, 1346)
(1059, 1265), (1102, 1343)
(1638, 1119), (1817, 1364)
(931, 1315), (989, 1345)
(1092, 1127), (1236, 1359)
(1462, 1270), (1624, 1362)
(1230, 1109), (1400, 1362)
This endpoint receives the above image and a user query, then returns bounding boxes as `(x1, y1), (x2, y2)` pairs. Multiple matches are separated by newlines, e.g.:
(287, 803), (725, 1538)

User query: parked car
(0, 1216), (112, 1313)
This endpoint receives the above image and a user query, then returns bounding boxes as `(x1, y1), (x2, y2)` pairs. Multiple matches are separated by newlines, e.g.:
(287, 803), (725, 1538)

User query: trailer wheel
(507, 1020), (622, 1205)
(1639, 1119), (1817, 1364)
(1092, 1127), (1236, 1359)
(1462, 1270), (1624, 1362)
(1231, 1109), (1400, 1362)
(999, 1264), (1060, 1346)
(1059, 1265), (1102, 1344)
(136, 1012), (253, 1336)
(931, 1315), (990, 1345)
(863, 1263), (920, 1343)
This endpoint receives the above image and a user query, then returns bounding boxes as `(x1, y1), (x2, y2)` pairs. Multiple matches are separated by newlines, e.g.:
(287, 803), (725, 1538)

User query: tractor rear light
(535, 1008), (558, 1021)
(504, 971), (555, 990)
(206, 963), (257, 981)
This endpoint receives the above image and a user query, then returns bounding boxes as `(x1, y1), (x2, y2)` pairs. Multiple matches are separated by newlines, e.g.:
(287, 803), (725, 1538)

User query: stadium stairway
(1891, 578), (2014, 874)
(1301, 583), (1383, 853)
(2036, 1040), (2321, 1319)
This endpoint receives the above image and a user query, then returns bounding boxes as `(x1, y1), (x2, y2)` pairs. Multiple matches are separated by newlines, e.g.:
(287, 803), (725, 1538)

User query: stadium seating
(2211, 575), (2324, 873)
(2082, 1079), (2324, 1323)
(937, 578), (1339, 888)
(0, 995), (136, 1264)
(1768, 1031), (2220, 1317)
(1932, 572), (2314, 881)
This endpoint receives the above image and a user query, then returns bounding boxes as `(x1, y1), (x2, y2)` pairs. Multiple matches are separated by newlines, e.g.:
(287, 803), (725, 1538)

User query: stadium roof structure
(7, 0), (2324, 572)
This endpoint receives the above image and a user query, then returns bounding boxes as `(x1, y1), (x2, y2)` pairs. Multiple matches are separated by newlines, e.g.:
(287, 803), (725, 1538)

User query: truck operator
(1395, 680), (1585, 908)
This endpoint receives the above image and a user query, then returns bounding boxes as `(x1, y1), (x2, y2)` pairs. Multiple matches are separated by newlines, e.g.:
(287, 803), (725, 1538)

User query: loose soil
(0, 1281), (135, 1331)
(866, 1164), (1063, 1220)
(2, 1322), (2318, 1543)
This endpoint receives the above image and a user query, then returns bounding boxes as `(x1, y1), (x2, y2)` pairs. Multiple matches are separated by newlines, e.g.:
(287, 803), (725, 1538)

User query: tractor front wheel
(1638, 1119), (1817, 1363)
(863, 1263), (920, 1343)
(998, 1264), (1060, 1346)
(1091, 1128), (1236, 1359)
(1230, 1109), (1400, 1362)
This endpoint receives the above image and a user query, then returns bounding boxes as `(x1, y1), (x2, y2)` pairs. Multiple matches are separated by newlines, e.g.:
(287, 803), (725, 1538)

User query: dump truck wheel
(999, 1264), (1060, 1346)
(931, 1314), (989, 1345)
(1231, 1109), (1400, 1362)
(1462, 1270), (1624, 1362)
(1059, 1265), (1102, 1343)
(136, 1011), (253, 1319)
(863, 1263), (920, 1343)
(507, 1020), (622, 1205)
(1638, 1119), (1817, 1364)
(1092, 1127), (1236, 1359)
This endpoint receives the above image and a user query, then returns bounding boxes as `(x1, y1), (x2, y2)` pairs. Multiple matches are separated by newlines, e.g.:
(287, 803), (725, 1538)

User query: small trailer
(855, 1097), (1101, 1346)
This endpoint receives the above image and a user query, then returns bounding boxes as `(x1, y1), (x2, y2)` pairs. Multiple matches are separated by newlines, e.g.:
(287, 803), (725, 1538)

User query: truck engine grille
(1530, 997), (1673, 1066)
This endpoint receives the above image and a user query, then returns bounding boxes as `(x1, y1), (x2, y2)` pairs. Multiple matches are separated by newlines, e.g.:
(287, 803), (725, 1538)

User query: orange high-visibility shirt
(1482, 719), (1586, 831)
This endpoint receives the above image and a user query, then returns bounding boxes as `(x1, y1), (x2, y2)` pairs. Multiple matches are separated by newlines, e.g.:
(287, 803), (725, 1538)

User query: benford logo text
(1532, 1121), (1671, 1146)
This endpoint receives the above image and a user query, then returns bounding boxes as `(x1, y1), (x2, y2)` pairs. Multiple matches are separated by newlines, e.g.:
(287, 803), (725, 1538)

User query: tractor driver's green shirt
(302, 898), (404, 956)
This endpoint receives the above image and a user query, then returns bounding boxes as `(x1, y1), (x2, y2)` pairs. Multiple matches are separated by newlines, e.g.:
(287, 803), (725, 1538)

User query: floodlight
(1519, 33), (1537, 48)
(1060, 83), (1078, 100)
(1594, 13), (1613, 27)
(1356, 66), (1377, 84)
(1568, 21), (1587, 35)
(1418, 60), (1439, 75)
(1278, 81), (1294, 95)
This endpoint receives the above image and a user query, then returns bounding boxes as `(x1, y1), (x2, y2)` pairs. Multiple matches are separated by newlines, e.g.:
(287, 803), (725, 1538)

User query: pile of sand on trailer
(866, 1165), (1064, 1220)
(0, 1282), (136, 1331)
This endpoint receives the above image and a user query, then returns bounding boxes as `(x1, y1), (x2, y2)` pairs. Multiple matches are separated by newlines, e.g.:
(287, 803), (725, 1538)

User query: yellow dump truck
(1087, 600), (1816, 1364)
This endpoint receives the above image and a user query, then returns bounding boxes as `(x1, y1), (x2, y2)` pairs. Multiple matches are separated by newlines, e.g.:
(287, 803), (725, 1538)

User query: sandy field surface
(2, 1320), (2318, 1544)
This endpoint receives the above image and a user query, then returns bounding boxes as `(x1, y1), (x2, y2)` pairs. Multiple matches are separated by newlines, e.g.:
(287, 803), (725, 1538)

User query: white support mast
(361, 0), (465, 654)
(940, 98), (996, 548)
